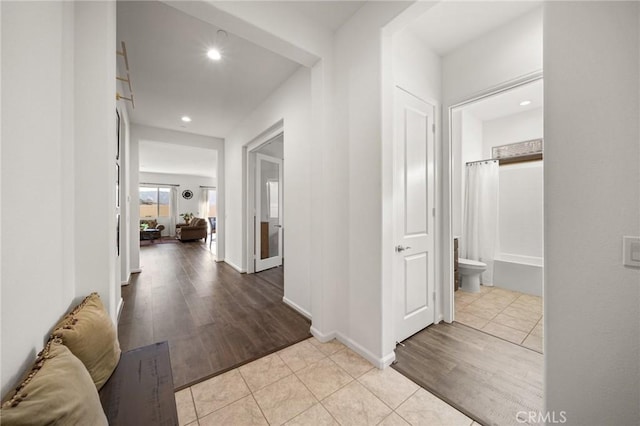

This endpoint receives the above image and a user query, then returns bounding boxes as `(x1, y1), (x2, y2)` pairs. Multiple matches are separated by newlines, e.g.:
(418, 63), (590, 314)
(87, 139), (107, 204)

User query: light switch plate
(623, 236), (640, 267)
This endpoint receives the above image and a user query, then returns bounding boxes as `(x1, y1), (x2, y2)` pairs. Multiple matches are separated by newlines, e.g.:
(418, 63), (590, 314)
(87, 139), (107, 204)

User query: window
(139, 186), (170, 218)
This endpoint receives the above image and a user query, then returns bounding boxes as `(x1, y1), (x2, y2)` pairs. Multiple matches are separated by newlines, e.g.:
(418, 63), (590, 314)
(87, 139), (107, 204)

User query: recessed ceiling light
(181, 116), (192, 122)
(207, 48), (221, 61)
(519, 100), (532, 106)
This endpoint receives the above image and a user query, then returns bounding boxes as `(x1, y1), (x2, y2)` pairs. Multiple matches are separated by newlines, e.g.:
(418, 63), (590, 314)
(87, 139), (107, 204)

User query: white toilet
(458, 258), (487, 293)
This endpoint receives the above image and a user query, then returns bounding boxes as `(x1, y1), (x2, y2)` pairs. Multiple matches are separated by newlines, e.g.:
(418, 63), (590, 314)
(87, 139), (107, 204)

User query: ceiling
(117, 1), (301, 138)
(139, 140), (217, 178)
(408, 1), (542, 56)
(255, 134), (284, 159)
(285, 1), (366, 32)
(119, 1), (366, 177)
(461, 78), (543, 122)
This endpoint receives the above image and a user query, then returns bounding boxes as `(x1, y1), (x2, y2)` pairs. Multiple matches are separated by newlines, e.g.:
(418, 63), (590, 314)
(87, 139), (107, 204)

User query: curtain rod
(140, 182), (179, 187)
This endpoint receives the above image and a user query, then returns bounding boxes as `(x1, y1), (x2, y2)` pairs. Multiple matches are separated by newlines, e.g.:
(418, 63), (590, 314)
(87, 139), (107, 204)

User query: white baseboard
(282, 297), (311, 320)
(225, 260), (245, 273)
(310, 326), (336, 343)
(131, 268), (142, 274)
(121, 273), (131, 286)
(336, 332), (396, 369)
(116, 298), (124, 324)
(310, 327), (395, 369)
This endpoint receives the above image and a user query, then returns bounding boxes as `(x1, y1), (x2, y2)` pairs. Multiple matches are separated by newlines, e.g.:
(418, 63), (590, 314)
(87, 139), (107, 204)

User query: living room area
(137, 136), (219, 253)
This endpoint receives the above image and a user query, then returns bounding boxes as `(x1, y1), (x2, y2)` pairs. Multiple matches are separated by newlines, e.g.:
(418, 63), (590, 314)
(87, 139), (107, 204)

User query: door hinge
(432, 208), (435, 217)
(433, 292), (436, 303)
(432, 124), (436, 133)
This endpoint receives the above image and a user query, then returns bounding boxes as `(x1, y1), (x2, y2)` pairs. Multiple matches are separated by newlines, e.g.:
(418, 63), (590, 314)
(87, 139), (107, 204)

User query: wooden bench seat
(99, 341), (178, 426)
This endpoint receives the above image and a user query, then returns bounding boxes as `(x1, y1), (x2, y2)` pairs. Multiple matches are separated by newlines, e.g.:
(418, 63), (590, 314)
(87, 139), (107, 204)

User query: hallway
(118, 241), (311, 389)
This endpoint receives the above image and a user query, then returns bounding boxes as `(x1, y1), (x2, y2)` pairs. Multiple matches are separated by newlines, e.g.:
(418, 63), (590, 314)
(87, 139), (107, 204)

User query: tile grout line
(237, 362), (272, 424)
(249, 393), (270, 425)
(279, 342), (341, 425)
(386, 387), (421, 424)
(187, 387), (197, 426)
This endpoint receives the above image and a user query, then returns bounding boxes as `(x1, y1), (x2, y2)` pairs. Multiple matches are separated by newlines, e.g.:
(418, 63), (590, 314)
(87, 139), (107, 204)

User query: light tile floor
(455, 286), (543, 353)
(175, 337), (482, 426)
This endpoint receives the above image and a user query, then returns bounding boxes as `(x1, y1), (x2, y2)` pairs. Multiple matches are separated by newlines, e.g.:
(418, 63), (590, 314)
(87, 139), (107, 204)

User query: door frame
(244, 122), (284, 274)
(443, 71), (544, 323)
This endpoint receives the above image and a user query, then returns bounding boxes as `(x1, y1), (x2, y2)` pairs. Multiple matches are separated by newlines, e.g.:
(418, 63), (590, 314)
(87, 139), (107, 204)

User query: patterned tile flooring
(174, 337), (482, 426)
(455, 286), (543, 353)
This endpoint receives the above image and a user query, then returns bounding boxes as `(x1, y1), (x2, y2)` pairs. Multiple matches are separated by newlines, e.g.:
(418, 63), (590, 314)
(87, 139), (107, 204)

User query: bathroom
(453, 79), (543, 353)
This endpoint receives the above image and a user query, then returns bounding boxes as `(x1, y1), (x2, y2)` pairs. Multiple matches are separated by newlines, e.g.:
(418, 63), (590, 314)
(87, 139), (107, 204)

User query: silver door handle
(396, 245), (411, 252)
(274, 224), (282, 228)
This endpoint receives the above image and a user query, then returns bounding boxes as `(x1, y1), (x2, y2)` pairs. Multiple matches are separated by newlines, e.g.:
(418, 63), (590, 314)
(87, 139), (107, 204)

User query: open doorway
(137, 139), (218, 248)
(200, 186), (218, 255)
(452, 78), (544, 353)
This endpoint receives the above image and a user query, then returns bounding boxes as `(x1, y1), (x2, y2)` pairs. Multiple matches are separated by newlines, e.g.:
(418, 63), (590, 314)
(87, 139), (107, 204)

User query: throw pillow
(52, 293), (121, 389)
(0, 339), (108, 425)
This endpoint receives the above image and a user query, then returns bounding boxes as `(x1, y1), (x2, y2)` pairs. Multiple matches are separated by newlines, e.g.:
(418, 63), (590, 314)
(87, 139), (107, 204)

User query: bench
(99, 341), (178, 426)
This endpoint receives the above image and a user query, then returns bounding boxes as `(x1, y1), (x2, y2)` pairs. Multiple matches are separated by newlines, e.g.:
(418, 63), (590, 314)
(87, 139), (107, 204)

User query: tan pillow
(0, 339), (108, 425)
(53, 293), (121, 389)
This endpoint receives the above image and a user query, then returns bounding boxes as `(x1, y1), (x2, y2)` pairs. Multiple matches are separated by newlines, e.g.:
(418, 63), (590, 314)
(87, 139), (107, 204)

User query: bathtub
(492, 253), (543, 297)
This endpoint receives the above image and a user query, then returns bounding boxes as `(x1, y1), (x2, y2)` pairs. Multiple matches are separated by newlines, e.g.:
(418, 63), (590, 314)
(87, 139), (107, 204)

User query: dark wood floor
(393, 322), (543, 426)
(118, 241), (310, 390)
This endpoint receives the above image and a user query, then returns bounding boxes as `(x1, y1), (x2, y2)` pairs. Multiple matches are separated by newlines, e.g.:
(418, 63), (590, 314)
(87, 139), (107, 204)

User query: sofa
(176, 217), (207, 241)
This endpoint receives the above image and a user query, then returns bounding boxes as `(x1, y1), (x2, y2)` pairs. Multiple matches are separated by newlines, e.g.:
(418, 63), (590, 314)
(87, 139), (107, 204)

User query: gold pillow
(0, 339), (108, 425)
(53, 293), (121, 389)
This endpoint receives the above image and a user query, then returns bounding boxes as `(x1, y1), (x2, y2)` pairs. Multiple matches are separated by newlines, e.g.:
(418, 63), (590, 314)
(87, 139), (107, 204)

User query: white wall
(1, 2), (73, 395)
(483, 107), (543, 156)
(545, 2), (640, 424)
(332, 1), (417, 363)
(443, 7), (543, 105)
(497, 162), (543, 258)
(73, 1), (118, 321)
(129, 125), (223, 269)
(484, 108), (543, 258)
(1, 1), (117, 395)
(392, 29), (441, 104)
(225, 66), (312, 315)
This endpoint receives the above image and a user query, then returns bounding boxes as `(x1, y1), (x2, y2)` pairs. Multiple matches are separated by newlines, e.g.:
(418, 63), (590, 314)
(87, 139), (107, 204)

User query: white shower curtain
(463, 160), (499, 285)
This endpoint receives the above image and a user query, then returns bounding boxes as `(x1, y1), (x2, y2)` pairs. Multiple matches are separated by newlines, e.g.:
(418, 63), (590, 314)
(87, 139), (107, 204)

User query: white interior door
(394, 87), (436, 343)
(255, 153), (283, 272)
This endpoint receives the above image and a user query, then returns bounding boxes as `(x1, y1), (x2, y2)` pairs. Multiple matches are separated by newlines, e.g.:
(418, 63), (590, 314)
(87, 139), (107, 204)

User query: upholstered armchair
(140, 219), (165, 233)
(176, 217), (208, 241)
